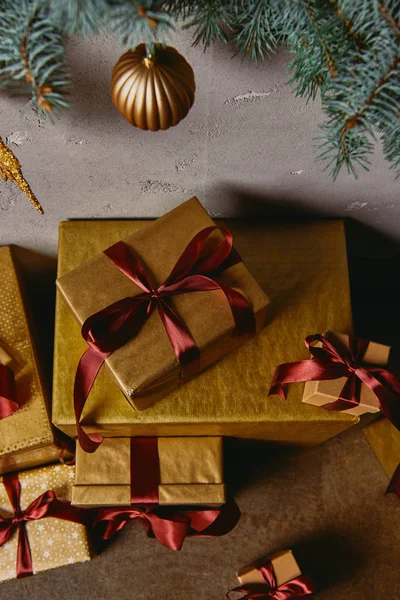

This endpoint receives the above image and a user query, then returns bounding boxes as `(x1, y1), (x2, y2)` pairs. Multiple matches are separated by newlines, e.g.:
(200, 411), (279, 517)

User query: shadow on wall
(209, 185), (400, 345)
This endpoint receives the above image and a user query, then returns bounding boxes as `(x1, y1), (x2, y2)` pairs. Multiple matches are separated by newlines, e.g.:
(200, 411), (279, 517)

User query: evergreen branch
(182, 1), (232, 48)
(339, 54), (400, 144)
(42, 0), (109, 37)
(107, 1), (172, 49)
(379, 1), (400, 36)
(0, 0), (70, 113)
(230, 0), (278, 61)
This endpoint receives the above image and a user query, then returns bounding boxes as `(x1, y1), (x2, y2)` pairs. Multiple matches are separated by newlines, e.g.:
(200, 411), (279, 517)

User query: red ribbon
(130, 437), (160, 503)
(74, 226), (256, 453)
(0, 473), (86, 578)
(92, 498), (241, 551)
(227, 561), (316, 599)
(269, 334), (400, 429)
(386, 463), (400, 499)
(0, 363), (18, 420)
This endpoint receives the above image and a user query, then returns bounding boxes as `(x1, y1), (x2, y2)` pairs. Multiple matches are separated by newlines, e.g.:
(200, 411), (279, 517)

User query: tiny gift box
(72, 436), (225, 507)
(237, 550), (302, 587)
(229, 549), (316, 598)
(0, 463), (91, 582)
(302, 332), (392, 416)
(56, 197), (269, 415)
(364, 418), (400, 496)
(0, 247), (62, 475)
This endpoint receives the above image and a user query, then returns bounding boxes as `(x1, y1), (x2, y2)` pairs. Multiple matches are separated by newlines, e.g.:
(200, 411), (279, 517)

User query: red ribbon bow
(269, 334), (400, 430)
(74, 226), (255, 453)
(92, 499), (241, 551)
(0, 363), (18, 420)
(0, 473), (86, 578)
(227, 561), (316, 599)
(387, 463), (400, 499)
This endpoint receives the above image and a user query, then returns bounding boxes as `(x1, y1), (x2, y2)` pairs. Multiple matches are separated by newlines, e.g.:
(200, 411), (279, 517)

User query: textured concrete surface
(0, 29), (399, 600)
(0, 30), (399, 260)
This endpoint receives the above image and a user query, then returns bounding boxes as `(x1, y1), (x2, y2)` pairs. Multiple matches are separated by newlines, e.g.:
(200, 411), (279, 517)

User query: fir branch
(0, 0), (70, 113)
(182, 1), (232, 48)
(230, 0), (278, 61)
(379, 1), (400, 36)
(42, 0), (109, 37)
(107, 1), (172, 49)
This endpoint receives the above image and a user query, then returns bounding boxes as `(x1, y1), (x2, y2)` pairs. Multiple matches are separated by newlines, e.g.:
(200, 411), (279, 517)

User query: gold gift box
(0, 463), (91, 582)
(302, 332), (390, 416)
(237, 550), (302, 587)
(0, 247), (61, 475)
(57, 198), (269, 411)
(53, 216), (357, 446)
(364, 418), (400, 481)
(72, 436), (225, 507)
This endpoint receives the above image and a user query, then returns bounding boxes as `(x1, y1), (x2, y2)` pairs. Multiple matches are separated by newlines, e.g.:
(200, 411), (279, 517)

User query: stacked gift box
(1, 197), (399, 588)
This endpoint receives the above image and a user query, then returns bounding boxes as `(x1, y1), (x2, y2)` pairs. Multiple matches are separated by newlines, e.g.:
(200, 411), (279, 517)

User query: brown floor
(0, 423), (399, 600)
(1, 221), (399, 599)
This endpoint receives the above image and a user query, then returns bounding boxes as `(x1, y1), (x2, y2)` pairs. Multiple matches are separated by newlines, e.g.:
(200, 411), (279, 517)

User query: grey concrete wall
(0, 30), (399, 258)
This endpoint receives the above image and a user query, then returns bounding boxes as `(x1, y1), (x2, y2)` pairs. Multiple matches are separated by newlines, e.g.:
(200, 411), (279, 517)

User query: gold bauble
(111, 44), (195, 131)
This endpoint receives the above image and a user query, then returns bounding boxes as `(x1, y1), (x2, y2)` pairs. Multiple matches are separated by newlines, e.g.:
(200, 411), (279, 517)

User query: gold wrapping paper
(53, 217), (357, 446)
(0, 247), (61, 475)
(237, 550), (302, 587)
(72, 436), (225, 507)
(303, 332), (390, 416)
(0, 463), (91, 582)
(57, 198), (269, 411)
(364, 418), (400, 480)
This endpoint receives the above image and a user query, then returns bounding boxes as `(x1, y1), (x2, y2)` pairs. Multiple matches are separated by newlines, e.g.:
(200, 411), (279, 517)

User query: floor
(0, 222), (399, 600)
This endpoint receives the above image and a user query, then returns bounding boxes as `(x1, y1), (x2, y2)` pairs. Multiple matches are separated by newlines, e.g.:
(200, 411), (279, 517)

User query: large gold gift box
(53, 216), (357, 446)
(364, 418), (400, 482)
(0, 463), (91, 582)
(303, 332), (390, 416)
(72, 436), (225, 507)
(237, 550), (302, 587)
(57, 198), (269, 411)
(0, 247), (61, 475)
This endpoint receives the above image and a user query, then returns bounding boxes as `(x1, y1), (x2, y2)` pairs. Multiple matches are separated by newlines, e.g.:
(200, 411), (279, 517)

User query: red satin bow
(92, 499), (241, 551)
(0, 363), (18, 420)
(227, 561), (316, 599)
(387, 463), (400, 499)
(0, 473), (86, 578)
(269, 334), (400, 429)
(74, 226), (255, 453)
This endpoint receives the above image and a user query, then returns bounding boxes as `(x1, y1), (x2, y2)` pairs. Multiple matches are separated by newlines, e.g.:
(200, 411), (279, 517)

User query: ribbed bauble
(111, 44), (195, 131)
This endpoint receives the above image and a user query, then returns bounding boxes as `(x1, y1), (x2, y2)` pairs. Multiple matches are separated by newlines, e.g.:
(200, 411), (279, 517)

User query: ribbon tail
(386, 463), (400, 498)
(269, 360), (345, 399)
(16, 524), (33, 578)
(186, 499), (241, 537)
(277, 574), (317, 597)
(143, 511), (190, 551)
(74, 347), (107, 452)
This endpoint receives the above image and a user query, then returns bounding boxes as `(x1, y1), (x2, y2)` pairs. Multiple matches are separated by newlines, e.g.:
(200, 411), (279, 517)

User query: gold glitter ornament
(0, 136), (43, 214)
(111, 44), (195, 131)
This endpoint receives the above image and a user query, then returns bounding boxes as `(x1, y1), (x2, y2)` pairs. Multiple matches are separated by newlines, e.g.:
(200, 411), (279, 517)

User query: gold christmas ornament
(111, 44), (195, 131)
(0, 136), (43, 214)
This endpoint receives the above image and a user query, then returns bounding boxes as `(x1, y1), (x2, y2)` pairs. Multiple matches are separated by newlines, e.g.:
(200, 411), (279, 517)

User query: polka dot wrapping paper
(0, 463), (91, 582)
